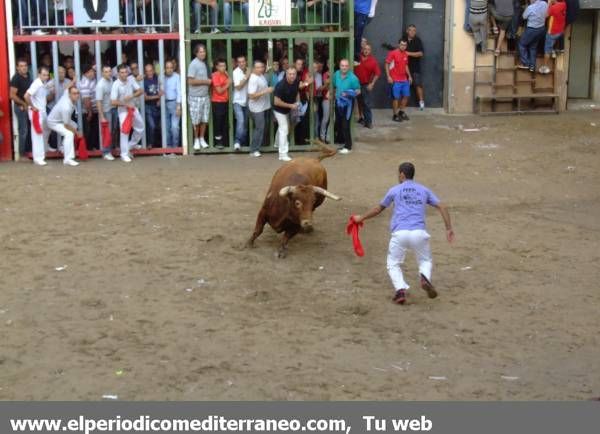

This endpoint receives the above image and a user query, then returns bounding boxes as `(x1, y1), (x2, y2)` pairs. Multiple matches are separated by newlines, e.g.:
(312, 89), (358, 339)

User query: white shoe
(419, 100), (425, 110)
(63, 159), (79, 166)
(211, 28), (220, 34)
(250, 151), (261, 157)
(34, 160), (47, 166)
(538, 65), (551, 74)
(132, 143), (142, 150)
(32, 29), (48, 35)
(279, 154), (292, 162)
(194, 29), (201, 34)
(234, 142), (241, 151)
(47, 146), (57, 152)
(200, 138), (209, 149)
(120, 155), (132, 163)
(193, 138), (201, 150)
(103, 154), (115, 161)
(339, 148), (350, 154)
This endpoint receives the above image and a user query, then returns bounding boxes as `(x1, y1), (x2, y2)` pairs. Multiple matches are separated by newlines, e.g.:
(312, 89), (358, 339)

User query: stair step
(533, 87), (555, 93)
(475, 81), (493, 85)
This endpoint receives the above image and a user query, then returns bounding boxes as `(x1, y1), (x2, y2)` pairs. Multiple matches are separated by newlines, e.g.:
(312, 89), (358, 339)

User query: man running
(352, 162), (454, 305)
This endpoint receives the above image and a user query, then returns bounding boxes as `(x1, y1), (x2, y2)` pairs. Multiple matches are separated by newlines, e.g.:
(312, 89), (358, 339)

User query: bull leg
(246, 209), (267, 248)
(277, 228), (300, 259)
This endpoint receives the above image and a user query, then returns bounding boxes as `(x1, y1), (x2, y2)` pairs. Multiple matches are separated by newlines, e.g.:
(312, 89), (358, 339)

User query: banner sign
(73, 0), (120, 27)
(249, 0), (292, 27)
(2, 402), (600, 434)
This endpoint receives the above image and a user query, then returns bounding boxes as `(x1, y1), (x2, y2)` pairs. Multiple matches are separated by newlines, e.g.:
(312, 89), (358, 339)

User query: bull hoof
(276, 248), (288, 259)
(245, 239), (255, 249)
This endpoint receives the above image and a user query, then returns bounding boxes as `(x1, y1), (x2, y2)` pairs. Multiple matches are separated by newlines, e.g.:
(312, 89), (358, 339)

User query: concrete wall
(592, 10), (600, 101)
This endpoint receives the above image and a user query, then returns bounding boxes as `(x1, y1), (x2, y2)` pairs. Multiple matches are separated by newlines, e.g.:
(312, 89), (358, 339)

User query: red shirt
(211, 71), (229, 102)
(385, 49), (409, 82)
(548, 2), (567, 35)
(354, 54), (381, 85)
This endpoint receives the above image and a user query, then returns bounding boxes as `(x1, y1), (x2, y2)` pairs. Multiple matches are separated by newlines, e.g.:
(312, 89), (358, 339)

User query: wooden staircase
(474, 36), (559, 115)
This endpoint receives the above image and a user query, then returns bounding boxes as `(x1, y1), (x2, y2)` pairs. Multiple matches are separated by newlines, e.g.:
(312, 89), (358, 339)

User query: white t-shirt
(247, 74), (271, 113)
(110, 76), (140, 114)
(232, 67), (248, 106)
(26, 78), (48, 111)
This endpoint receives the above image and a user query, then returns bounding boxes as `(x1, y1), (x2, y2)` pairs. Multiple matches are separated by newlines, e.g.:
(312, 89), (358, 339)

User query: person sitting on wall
(192, 0), (219, 34)
(385, 39), (412, 123)
(224, 0), (248, 32)
(489, 0), (514, 55)
(210, 58), (230, 150)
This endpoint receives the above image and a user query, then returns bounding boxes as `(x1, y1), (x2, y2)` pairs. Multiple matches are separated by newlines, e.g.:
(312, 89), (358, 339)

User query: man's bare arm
(353, 205), (386, 223)
(433, 203), (454, 243)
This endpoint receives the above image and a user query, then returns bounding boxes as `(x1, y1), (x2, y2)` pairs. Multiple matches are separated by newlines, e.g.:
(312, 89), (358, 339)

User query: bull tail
(309, 138), (337, 162)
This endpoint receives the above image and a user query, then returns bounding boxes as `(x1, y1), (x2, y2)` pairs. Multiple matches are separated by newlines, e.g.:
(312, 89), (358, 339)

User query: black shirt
(10, 73), (32, 102)
(404, 36), (424, 74)
(273, 79), (299, 114)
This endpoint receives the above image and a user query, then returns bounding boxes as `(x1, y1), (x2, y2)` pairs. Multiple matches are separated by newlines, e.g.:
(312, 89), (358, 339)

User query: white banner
(249, 0), (292, 27)
(74, 0), (120, 27)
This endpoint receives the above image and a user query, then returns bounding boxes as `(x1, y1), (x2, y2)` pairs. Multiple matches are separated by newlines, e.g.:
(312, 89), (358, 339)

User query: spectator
(163, 60), (182, 149)
(385, 39), (412, 122)
(273, 67), (300, 162)
(539, 0), (567, 74)
(332, 58), (360, 154)
(517, 0), (548, 72)
(112, 53), (131, 80)
(137, 0), (157, 33)
(24, 66), (51, 165)
(232, 55), (251, 151)
(277, 57), (290, 82)
(54, 0), (69, 34)
(468, 0), (488, 53)
(224, 0), (248, 31)
(66, 67), (76, 82)
(129, 62), (144, 111)
(354, 0), (373, 62)
(47, 66), (72, 111)
(192, 0), (218, 34)
(354, 43), (380, 129)
(121, 0), (136, 26)
(144, 63), (162, 147)
(79, 64), (99, 151)
(489, 0), (514, 55)
(211, 58), (230, 150)
(293, 57), (313, 146)
(95, 65), (116, 161)
(247, 60), (273, 157)
(269, 60), (281, 87)
(47, 86), (81, 166)
(63, 56), (74, 71)
(403, 25), (425, 110)
(19, 0), (48, 35)
(10, 58), (33, 157)
(110, 63), (145, 163)
(187, 44), (212, 150)
(312, 59), (331, 142)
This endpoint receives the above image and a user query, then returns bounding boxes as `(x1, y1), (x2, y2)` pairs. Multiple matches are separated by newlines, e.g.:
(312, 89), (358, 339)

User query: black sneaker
(393, 289), (407, 305)
(400, 111), (410, 121)
(393, 114), (402, 122)
(420, 274), (438, 299)
(357, 117), (364, 125)
(364, 123), (373, 129)
(528, 66), (535, 73)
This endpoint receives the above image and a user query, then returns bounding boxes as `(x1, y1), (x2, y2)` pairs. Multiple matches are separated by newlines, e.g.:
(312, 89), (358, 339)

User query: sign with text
(249, 0), (292, 27)
(74, 0), (120, 27)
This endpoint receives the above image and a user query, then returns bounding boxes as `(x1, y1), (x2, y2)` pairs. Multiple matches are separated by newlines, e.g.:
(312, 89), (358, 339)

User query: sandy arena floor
(1, 110), (599, 400)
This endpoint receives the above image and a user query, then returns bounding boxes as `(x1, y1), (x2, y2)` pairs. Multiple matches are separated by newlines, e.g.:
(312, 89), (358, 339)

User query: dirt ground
(1, 110), (599, 400)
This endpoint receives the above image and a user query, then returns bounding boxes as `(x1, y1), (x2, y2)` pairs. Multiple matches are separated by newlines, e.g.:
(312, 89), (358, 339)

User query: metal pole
(137, 39), (147, 148)
(116, 40), (122, 72)
(159, 39), (167, 149)
(52, 41), (61, 149)
(6, 0), (19, 159)
(308, 37), (314, 145)
(207, 39), (213, 148)
(180, 0), (189, 154)
(95, 40), (103, 149)
(227, 38), (233, 150)
(30, 41), (38, 78)
(328, 36), (334, 145)
(288, 36), (294, 147)
(73, 40), (83, 131)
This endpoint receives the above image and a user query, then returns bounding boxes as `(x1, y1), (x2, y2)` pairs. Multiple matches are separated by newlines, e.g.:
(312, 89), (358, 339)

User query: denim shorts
(544, 32), (563, 54)
(391, 81), (410, 100)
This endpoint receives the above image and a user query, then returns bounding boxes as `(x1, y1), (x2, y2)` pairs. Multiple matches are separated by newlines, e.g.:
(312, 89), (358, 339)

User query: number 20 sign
(249, 0), (292, 27)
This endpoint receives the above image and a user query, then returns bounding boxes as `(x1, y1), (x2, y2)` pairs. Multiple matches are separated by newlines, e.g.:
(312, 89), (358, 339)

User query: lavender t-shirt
(380, 180), (440, 232)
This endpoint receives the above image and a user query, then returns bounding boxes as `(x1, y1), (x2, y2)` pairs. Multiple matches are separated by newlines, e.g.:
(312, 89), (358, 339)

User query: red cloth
(121, 107), (136, 134)
(355, 54), (382, 85)
(548, 2), (567, 35)
(101, 120), (112, 149)
(385, 49), (409, 82)
(31, 110), (43, 134)
(346, 215), (365, 257)
(75, 136), (89, 160)
(66, 12), (73, 26)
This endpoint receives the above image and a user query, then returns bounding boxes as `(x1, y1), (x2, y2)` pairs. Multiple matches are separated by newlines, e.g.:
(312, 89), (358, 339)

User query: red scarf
(346, 215), (365, 257)
(121, 107), (136, 134)
(31, 110), (43, 134)
(75, 136), (89, 160)
(101, 120), (112, 149)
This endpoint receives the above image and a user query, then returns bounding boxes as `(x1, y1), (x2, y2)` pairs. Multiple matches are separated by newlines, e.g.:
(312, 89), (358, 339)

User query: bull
(247, 147), (341, 258)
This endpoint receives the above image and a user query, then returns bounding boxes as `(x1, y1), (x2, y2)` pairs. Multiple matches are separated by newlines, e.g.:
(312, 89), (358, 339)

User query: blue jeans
(166, 101), (181, 147)
(519, 26), (546, 69)
(193, 1), (217, 31)
(145, 104), (161, 147)
(544, 33), (563, 54)
(233, 103), (248, 146)
(354, 12), (369, 61)
(224, 1), (248, 31)
(250, 110), (266, 152)
(14, 105), (31, 155)
(324, 1), (343, 24)
(19, 0), (47, 27)
(295, 0), (306, 24)
(123, 0), (135, 25)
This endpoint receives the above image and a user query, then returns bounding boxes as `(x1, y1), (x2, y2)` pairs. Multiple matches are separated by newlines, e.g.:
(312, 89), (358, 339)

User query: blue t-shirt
(144, 75), (160, 107)
(380, 180), (440, 232)
(355, 0), (372, 15)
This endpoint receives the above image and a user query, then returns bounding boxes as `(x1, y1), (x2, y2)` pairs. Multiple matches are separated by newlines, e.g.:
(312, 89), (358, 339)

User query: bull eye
(295, 200), (302, 208)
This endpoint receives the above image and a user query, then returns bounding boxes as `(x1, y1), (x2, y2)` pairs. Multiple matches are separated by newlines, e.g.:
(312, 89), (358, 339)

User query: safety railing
(14, 0), (179, 34)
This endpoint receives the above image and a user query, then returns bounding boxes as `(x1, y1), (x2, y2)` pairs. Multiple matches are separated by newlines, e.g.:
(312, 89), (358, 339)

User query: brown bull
(247, 147), (341, 258)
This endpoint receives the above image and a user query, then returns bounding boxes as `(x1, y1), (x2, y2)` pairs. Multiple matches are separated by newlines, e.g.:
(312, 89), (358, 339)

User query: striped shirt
(78, 76), (98, 113)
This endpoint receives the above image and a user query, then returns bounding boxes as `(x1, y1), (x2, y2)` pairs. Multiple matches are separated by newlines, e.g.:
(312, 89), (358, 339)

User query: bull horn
(312, 186), (342, 201)
(279, 186), (297, 197)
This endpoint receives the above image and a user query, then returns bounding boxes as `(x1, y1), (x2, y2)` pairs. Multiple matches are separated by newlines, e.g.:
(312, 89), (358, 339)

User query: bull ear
(279, 186), (296, 197)
(312, 186), (341, 201)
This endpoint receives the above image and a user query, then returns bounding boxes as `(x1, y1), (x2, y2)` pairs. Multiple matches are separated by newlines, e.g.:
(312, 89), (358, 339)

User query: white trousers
(387, 229), (433, 291)
(118, 108), (144, 157)
(48, 124), (75, 162)
(273, 111), (289, 155)
(28, 109), (49, 163)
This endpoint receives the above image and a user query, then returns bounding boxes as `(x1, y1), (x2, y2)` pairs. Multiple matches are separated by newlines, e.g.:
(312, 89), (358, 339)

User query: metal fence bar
(158, 39), (167, 149)
(206, 40), (213, 148)
(246, 38), (252, 150)
(328, 35), (334, 144)
(51, 40), (62, 149)
(73, 40), (83, 131)
(288, 36), (295, 147)
(30, 41), (37, 80)
(137, 39), (147, 149)
(226, 37), (233, 149)
(95, 40), (103, 149)
(308, 36), (314, 145)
